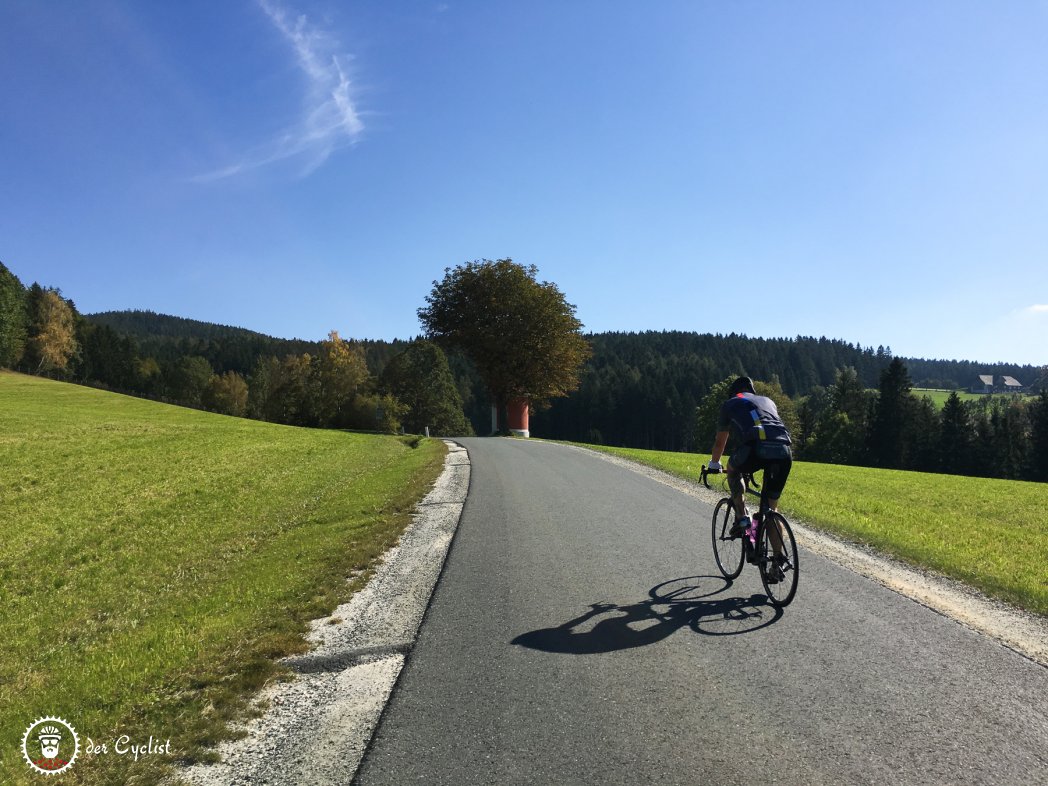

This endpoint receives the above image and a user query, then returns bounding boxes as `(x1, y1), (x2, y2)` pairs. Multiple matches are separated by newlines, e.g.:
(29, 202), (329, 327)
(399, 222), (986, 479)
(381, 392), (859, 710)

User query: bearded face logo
(22, 717), (79, 775)
(39, 726), (62, 759)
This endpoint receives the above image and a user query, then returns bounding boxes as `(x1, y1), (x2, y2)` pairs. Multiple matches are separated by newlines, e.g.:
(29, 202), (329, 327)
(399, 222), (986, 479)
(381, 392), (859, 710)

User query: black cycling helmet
(728, 376), (756, 396)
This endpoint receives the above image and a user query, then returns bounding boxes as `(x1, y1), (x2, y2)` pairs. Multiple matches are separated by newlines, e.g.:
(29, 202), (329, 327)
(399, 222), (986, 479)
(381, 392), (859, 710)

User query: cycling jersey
(717, 392), (792, 446)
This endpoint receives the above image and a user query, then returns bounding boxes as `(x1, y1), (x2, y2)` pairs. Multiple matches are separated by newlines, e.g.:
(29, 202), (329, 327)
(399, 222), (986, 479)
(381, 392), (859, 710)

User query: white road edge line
(178, 440), (470, 786)
(565, 444), (1048, 669)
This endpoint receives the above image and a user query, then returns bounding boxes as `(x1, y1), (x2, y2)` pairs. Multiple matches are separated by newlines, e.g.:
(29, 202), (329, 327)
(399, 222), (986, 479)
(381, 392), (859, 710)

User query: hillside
(88, 311), (1042, 395)
(0, 370), (445, 785)
(87, 309), (284, 341)
(84, 310), (322, 375)
(84, 309), (414, 377)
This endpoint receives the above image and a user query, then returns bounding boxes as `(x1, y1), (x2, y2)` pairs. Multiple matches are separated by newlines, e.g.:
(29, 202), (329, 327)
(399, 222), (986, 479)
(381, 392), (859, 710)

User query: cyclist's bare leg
(727, 469), (750, 520)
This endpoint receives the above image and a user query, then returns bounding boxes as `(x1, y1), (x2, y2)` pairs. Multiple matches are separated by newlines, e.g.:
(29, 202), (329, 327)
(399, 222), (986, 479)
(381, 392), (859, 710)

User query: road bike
(699, 464), (799, 607)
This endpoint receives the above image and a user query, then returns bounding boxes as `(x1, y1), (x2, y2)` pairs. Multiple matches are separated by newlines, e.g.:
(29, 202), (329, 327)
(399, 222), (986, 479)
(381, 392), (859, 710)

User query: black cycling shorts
(728, 442), (792, 501)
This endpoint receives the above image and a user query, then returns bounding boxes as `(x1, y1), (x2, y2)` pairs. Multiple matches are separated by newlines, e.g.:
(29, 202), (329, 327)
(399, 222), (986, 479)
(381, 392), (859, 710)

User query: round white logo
(21, 716), (79, 775)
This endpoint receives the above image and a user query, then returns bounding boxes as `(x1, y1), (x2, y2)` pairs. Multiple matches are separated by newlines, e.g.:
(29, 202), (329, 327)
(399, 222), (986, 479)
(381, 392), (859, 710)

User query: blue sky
(2, 1), (1047, 366)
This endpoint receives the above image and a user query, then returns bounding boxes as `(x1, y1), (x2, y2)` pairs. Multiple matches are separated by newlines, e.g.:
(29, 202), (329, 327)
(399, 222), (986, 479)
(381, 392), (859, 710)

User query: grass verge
(0, 371), (446, 785)
(577, 443), (1048, 618)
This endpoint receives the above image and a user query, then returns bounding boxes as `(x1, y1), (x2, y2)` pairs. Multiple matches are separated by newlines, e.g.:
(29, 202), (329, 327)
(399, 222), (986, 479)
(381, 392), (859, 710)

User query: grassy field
(912, 387), (1031, 408)
(579, 444), (1048, 618)
(0, 371), (446, 785)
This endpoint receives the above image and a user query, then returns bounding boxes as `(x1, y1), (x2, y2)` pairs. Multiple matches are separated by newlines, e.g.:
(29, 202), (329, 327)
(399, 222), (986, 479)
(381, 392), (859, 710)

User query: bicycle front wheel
(757, 512), (799, 607)
(711, 498), (744, 579)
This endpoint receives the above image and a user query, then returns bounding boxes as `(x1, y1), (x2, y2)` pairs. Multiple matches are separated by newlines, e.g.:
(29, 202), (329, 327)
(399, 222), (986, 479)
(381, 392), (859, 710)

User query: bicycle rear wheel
(711, 498), (744, 579)
(757, 512), (799, 606)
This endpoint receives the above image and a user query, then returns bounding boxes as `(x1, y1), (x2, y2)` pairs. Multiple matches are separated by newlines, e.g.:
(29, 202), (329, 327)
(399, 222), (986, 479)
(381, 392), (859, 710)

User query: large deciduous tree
(23, 285), (79, 375)
(204, 370), (249, 417)
(417, 259), (590, 427)
(313, 330), (371, 427)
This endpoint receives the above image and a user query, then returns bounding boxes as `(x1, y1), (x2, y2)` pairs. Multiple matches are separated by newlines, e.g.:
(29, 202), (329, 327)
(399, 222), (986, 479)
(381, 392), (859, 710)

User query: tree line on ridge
(2, 259), (1046, 482)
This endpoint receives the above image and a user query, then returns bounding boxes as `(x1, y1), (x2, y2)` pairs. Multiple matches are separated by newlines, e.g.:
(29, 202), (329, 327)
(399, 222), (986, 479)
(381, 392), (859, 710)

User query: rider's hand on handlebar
(707, 460), (723, 473)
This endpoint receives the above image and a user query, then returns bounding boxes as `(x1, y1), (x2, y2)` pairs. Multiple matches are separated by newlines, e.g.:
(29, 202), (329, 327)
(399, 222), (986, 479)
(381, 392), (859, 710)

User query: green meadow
(0, 371), (445, 785)
(912, 387), (1032, 408)
(581, 444), (1048, 618)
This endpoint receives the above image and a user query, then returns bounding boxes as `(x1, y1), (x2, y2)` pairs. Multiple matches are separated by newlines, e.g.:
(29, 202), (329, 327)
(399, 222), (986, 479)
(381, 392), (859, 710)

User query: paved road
(355, 439), (1048, 785)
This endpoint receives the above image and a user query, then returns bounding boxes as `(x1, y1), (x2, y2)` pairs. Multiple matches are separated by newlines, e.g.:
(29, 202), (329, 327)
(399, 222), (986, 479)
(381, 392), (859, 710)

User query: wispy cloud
(1025, 304), (1048, 314)
(194, 0), (363, 182)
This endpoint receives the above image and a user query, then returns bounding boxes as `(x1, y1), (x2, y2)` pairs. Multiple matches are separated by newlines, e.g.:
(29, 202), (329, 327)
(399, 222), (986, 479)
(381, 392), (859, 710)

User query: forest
(2, 260), (1046, 482)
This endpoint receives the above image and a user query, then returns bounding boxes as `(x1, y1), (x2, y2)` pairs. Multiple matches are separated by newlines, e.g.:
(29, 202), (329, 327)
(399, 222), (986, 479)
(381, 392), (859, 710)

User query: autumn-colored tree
(24, 286), (79, 375)
(204, 371), (249, 417)
(418, 259), (590, 427)
(342, 391), (408, 433)
(313, 331), (371, 427)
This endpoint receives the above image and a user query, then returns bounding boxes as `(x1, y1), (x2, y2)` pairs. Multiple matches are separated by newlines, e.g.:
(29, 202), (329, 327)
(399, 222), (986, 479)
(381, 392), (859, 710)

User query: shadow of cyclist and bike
(511, 576), (783, 655)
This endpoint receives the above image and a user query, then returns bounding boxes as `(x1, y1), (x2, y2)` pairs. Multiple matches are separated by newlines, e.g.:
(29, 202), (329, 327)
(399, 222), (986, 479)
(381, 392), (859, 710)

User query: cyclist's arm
(710, 430), (729, 465)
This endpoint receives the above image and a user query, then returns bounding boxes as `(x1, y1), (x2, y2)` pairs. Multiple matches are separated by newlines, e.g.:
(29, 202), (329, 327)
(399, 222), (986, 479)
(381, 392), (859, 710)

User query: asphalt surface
(355, 438), (1048, 786)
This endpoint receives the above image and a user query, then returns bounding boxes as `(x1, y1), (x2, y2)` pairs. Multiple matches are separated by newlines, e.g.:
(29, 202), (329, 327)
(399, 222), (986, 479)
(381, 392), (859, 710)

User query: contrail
(194, 0), (363, 182)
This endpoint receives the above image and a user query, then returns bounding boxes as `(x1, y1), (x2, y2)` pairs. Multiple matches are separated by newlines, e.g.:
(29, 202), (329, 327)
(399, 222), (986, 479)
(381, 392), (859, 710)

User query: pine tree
(939, 392), (974, 475)
(869, 358), (914, 468)
(908, 395), (941, 471)
(0, 261), (28, 368)
(1029, 389), (1048, 482)
(380, 340), (473, 437)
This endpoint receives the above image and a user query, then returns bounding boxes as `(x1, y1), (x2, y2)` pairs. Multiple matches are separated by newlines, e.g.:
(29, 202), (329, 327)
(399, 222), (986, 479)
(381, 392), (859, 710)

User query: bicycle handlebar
(699, 463), (720, 489)
(699, 463), (761, 494)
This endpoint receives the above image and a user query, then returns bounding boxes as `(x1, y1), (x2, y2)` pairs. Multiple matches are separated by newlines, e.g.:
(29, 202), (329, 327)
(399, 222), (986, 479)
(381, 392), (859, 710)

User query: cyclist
(706, 376), (793, 579)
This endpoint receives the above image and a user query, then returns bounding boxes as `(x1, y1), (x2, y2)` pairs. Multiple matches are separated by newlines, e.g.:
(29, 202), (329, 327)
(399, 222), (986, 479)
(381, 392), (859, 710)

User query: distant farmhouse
(970, 375), (1025, 394)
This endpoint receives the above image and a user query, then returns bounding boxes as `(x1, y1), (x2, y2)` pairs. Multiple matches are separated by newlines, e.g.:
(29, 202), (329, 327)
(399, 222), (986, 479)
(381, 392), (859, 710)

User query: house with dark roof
(970, 375), (1025, 394)
(971, 375), (994, 394)
(1001, 376), (1024, 393)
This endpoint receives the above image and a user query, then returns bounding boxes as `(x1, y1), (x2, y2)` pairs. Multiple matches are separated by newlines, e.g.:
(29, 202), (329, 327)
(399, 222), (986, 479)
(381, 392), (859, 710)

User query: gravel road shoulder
(177, 440), (470, 786)
(567, 443), (1048, 669)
